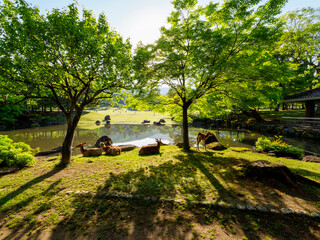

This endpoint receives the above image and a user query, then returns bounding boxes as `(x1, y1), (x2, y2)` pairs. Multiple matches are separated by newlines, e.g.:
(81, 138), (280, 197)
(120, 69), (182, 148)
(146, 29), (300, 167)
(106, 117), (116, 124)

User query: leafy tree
(134, 0), (286, 150)
(0, 0), (132, 165)
(277, 8), (320, 95)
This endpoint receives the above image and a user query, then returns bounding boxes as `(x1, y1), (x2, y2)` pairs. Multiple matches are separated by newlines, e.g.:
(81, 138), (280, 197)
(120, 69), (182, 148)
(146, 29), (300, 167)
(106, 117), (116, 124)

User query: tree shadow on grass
(49, 150), (320, 240)
(2, 180), (64, 240)
(51, 158), (207, 239)
(174, 150), (320, 210)
(0, 165), (64, 208)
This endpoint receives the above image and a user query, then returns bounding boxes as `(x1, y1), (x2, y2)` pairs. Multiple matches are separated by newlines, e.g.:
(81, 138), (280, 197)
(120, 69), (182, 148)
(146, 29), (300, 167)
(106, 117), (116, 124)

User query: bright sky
(20, 0), (320, 46)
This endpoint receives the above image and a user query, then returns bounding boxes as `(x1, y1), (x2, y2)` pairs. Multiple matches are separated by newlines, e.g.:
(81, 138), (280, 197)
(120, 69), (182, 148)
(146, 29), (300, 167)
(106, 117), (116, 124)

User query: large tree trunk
(59, 111), (82, 166)
(182, 104), (190, 150)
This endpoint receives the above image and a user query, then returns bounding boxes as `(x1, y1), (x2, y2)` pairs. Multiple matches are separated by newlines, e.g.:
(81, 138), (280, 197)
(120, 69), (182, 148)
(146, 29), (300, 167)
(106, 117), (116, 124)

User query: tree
(0, 0), (132, 165)
(276, 8), (320, 96)
(134, 0), (286, 150)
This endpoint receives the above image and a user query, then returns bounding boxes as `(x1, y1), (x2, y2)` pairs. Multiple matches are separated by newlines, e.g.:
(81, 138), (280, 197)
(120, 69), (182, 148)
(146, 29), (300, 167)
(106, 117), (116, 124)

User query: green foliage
(0, 135), (35, 168)
(275, 8), (320, 97)
(0, 102), (24, 125)
(0, 0), (133, 164)
(134, 0), (287, 149)
(255, 136), (304, 159)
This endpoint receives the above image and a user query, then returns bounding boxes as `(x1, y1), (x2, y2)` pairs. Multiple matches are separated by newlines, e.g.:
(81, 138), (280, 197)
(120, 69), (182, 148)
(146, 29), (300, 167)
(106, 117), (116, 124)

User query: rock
(311, 212), (320, 218)
(270, 209), (280, 214)
(176, 143), (183, 148)
(141, 120), (150, 124)
(153, 121), (164, 126)
(159, 119), (165, 123)
(243, 160), (320, 189)
(236, 204), (246, 210)
(295, 210), (308, 215)
(104, 115), (111, 121)
(302, 155), (320, 163)
(95, 120), (101, 125)
(218, 202), (226, 207)
(117, 144), (137, 151)
(282, 127), (296, 136)
(269, 191), (279, 197)
(245, 160), (294, 183)
(246, 204), (256, 211)
(281, 208), (294, 214)
(94, 135), (113, 148)
(204, 134), (218, 144)
(206, 142), (226, 150)
(256, 206), (269, 212)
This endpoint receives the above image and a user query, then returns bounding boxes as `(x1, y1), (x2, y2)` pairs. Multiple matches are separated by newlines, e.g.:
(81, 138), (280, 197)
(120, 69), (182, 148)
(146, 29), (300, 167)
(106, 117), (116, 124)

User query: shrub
(14, 142), (32, 152)
(15, 153), (35, 168)
(255, 136), (304, 159)
(0, 135), (35, 168)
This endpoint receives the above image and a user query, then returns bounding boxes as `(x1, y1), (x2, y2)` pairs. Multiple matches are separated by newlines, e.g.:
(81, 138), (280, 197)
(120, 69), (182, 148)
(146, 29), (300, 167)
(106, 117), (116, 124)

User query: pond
(0, 124), (320, 156)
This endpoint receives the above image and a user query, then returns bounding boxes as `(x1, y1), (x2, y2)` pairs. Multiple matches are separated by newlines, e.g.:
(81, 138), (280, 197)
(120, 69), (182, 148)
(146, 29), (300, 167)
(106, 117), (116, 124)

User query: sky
(17, 0), (320, 46)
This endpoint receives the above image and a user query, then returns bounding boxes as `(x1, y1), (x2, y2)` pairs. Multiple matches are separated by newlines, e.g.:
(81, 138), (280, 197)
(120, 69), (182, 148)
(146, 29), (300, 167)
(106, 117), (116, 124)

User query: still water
(0, 124), (319, 155)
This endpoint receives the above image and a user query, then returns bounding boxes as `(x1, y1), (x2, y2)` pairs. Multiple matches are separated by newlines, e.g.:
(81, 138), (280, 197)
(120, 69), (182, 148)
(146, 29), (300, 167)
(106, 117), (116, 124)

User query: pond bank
(191, 118), (320, 141)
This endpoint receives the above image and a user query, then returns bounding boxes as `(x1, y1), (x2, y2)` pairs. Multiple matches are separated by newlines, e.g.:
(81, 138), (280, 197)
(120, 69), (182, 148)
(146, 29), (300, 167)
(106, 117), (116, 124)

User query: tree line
(0, 0), (319, 165)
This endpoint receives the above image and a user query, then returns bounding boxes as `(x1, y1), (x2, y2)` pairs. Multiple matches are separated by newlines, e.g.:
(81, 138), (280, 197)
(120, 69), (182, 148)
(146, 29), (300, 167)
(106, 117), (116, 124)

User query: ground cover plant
(255, 136), (304, 159)
(0, 146), (319, 239)
(0, 135), (35, 168)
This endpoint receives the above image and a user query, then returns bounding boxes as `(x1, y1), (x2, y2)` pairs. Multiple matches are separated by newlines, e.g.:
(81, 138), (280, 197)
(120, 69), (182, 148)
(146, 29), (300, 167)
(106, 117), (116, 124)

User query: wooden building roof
(284, 87), (320, 102)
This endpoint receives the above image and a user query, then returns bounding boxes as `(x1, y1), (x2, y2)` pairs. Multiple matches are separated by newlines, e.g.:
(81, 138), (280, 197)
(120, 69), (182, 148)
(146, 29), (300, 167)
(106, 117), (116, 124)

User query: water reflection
(0, 124), (319, 155)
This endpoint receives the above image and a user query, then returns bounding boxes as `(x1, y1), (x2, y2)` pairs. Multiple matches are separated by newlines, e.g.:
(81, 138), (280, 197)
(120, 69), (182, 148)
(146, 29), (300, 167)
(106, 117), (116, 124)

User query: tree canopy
(134, 0), (287, 149)
(0, 0), (132, 165)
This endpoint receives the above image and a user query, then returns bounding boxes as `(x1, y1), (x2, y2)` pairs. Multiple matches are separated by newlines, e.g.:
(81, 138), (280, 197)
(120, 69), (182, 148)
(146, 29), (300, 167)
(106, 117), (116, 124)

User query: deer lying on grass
(100, 142), (121, 156)
(196, 131), (215, 150)
(75, 142), (102, 157)
(139, 138), (162, 155)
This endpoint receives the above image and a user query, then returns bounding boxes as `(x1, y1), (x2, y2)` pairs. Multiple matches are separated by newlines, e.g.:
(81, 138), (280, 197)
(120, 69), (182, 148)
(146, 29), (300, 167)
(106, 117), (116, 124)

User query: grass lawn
(78, 108), (177, 130)
(0, 146), (319, 239)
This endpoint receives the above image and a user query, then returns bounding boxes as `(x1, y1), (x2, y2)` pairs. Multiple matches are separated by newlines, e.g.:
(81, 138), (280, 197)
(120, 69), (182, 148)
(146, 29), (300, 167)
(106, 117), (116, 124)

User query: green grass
(78, 108), (177, 129)
(0, 147), (319, 239)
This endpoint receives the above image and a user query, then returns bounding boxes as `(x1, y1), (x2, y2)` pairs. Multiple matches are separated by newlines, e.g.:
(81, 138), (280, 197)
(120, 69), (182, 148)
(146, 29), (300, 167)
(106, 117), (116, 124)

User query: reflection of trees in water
(3, 124), (319, 154)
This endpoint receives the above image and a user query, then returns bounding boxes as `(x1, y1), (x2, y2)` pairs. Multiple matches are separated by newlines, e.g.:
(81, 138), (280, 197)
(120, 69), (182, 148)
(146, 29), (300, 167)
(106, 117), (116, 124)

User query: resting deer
(100, 142), (121, 156)
(196, 131), (216, 150)
(139, 138), (162, 155)
(76, 142), (102, 157)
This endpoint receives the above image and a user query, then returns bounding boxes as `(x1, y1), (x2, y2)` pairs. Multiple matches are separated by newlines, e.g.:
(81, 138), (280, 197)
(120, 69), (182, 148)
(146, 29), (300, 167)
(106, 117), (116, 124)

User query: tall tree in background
(134, 0), (286, 150)
(277, 8), (320, 96)
(0, 0), (132, 165)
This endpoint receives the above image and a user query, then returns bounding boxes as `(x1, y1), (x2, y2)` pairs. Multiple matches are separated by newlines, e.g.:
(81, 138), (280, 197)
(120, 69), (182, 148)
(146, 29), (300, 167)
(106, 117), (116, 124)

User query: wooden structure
(284, 87), (320, 118)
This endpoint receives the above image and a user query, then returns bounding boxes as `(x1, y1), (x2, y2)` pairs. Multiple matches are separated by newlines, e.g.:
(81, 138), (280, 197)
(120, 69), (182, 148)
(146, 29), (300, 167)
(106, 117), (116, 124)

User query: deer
(196, 131), (217, 150)
(139, 138), (162, 155)
(75, 142), (102, 157)
(100, 142), (121, 156)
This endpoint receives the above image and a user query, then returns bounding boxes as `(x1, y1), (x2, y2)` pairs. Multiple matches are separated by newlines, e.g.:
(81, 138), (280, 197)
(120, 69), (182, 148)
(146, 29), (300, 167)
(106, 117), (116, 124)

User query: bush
(0, 135), (35, 168)
(255, 136), (304, 159)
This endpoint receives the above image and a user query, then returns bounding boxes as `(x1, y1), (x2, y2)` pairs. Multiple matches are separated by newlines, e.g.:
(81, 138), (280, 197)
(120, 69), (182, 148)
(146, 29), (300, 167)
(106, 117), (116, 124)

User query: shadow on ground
(0, 150), (319, 240)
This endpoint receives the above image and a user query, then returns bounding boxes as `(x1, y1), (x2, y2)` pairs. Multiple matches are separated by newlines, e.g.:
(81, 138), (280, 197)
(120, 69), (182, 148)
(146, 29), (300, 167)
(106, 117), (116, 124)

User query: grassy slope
(0, 146), (319, 239)
(78, 108), (176, 129)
